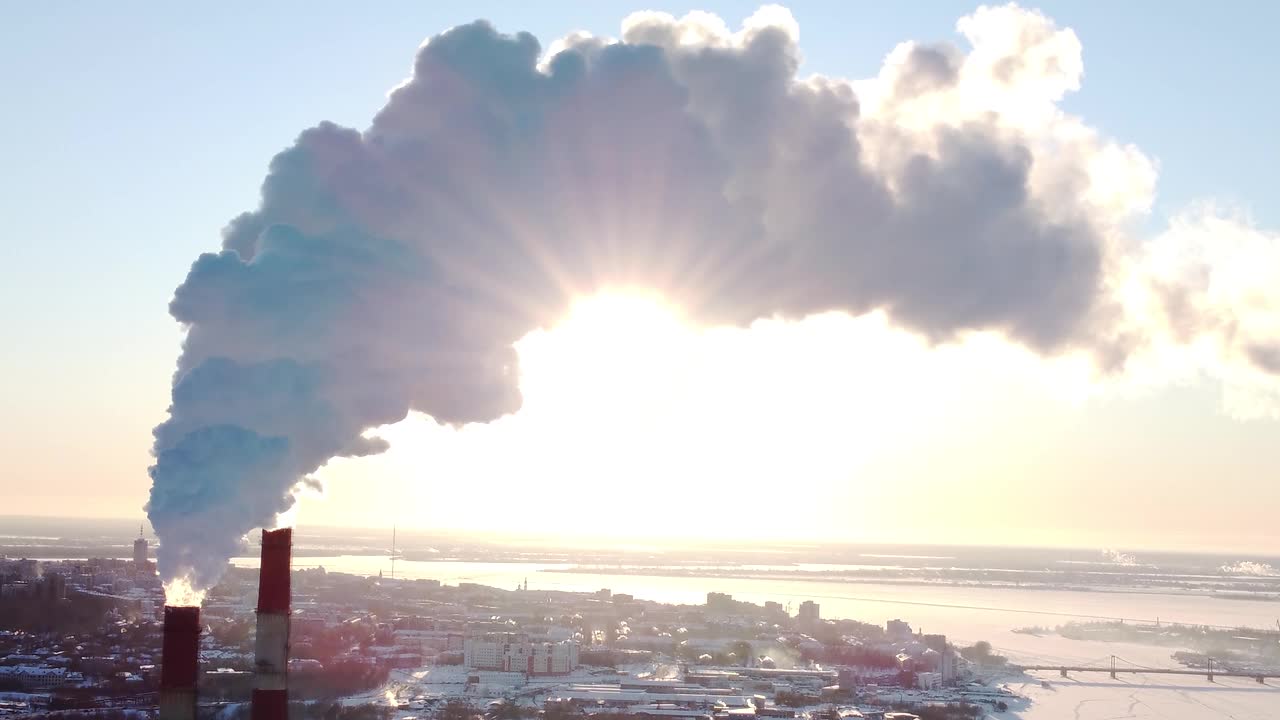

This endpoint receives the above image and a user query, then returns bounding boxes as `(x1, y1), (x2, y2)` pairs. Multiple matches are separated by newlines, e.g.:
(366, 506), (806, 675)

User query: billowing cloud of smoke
(146, 4), (1280, 598)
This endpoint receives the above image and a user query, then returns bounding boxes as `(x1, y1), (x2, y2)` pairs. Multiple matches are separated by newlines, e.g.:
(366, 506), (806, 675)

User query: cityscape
(0, 526), (1020, 719)
(4, 523), (1280, 719)
(5, 1), (1280, 719)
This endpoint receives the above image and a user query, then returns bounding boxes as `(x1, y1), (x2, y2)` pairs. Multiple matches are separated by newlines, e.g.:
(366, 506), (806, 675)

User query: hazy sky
(3, 2), (1278, 554)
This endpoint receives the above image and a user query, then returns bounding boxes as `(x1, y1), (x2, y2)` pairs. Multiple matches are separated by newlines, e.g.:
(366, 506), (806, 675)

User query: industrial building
(157, 527), (294, 720)
(546, 683), (756, 711)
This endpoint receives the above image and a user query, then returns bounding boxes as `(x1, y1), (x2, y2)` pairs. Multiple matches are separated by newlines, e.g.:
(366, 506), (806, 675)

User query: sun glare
(516, 292), (694, 421)
(555, 292), (690, 350)
(313, 296), (1105, 544)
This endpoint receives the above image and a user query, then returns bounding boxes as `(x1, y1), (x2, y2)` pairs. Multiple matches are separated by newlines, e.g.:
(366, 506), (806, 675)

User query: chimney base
(159, 689), (196, 720)
(252, 689), (288, 720)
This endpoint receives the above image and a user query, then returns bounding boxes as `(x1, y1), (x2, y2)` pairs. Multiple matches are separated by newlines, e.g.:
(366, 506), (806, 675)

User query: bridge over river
(1018, 655), (1279, 684)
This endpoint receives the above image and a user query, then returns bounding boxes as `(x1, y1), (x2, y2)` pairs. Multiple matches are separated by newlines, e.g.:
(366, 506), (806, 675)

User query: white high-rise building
(464, 633), (579, 675)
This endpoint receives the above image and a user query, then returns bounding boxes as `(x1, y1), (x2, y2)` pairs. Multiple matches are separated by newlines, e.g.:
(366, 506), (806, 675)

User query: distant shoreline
(539, 566), (1280, 605)
(11, 544), (1280, 607)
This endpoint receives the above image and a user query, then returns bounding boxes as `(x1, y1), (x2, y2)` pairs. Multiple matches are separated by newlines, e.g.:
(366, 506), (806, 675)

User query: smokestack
(160, 605), (200, 720)
(252, 528), (292, 720)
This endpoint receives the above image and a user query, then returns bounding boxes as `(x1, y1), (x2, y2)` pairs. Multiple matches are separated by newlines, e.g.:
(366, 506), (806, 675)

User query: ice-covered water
(230, 555), (1280, 633)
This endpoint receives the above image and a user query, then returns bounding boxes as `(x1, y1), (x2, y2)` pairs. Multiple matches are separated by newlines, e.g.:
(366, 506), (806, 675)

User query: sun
(556, 291), (691, 357)
(515, 291), (694, 422)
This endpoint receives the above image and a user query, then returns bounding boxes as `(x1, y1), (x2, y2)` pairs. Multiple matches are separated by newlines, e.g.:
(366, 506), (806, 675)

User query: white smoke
(146, 4), (1280, 599)
(1102, 549), (1138, 567)
(1220, 561), (1279, 577)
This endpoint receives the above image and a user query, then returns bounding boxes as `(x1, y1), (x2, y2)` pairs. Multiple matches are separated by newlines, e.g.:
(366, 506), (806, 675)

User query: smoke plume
(146, 4), (1280, 598)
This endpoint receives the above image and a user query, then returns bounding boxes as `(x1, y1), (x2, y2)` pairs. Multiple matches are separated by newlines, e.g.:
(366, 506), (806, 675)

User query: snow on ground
(311, 570), (1280, 718)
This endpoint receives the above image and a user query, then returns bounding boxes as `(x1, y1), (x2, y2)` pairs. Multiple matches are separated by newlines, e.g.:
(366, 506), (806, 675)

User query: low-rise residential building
(0, 666), (69, 690)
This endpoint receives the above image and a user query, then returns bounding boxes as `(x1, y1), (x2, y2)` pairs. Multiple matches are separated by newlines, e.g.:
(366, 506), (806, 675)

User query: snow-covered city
(4, 525), (1279, 719)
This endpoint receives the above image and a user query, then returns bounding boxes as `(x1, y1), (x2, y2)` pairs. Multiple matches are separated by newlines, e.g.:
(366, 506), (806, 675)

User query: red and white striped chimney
(252, 528), (292, 720)
(160, 605), (201, 720)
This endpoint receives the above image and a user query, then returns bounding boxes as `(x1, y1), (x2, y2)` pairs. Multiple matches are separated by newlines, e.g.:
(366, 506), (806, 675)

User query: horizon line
(1, 513), (1276, 559)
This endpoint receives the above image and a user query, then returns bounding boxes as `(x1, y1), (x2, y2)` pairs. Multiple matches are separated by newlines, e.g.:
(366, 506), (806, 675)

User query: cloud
(147, 3), (1280, 596)
(1113, 207), (1280, 418)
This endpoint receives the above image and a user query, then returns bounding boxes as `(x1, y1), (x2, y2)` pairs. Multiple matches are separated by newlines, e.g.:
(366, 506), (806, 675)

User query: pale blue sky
(2, 2), (1278, 549)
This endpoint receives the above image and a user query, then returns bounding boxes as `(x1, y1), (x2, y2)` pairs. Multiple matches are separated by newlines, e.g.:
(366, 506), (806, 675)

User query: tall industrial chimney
(160, 605), (201, 720)
(251, 528), (292, 720)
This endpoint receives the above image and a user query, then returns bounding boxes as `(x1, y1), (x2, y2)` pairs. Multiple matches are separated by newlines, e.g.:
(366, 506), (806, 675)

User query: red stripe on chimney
(161, 606), (200, 690)
(256, 528), (292, 613)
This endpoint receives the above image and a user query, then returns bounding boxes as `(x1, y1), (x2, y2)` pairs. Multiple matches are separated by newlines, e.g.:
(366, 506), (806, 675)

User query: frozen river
(231, 554), (1280, 633)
